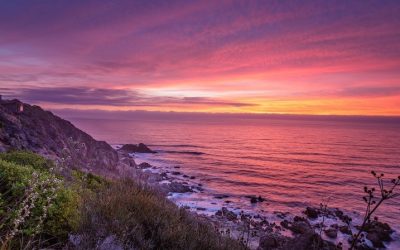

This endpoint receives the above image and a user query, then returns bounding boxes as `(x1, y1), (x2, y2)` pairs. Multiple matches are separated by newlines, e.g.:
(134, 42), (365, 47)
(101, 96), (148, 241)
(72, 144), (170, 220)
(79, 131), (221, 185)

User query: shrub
(0, 151), (245, 249)
(0, 152), (79, 249)
(0, 150), (53, 171)
(71, 170), (108, 191)
(76, 179), (246, 250)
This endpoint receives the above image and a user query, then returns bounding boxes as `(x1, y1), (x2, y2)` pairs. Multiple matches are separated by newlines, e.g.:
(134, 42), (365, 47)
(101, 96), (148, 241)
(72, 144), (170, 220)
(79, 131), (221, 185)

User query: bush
(0, 151), (245, 249)
(71, 170), (108, 191)
(0, 151), (79, 249)
(0, 150), (53, 171)
(76, 179), (245, 250)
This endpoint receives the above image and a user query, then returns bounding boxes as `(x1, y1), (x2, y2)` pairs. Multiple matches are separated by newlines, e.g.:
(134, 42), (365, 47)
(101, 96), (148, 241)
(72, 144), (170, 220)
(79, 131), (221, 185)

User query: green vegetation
(0, 151), (79, 249)
(77, 179), (244, 250)
(0, 151), (244, 249)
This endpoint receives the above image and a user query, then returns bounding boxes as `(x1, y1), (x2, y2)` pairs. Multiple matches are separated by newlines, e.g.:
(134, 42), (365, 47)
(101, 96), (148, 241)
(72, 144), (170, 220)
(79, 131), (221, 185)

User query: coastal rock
(290, 221), (312, 234)
(324, 228), (338, 238)
(168, 182), (192, 193)
(280, 220), (290, 230)
(335, 209), (352, 224)
(118, 153), (136, 168)
(280, 219), (313, 235)
(274, 211), (290, 219)
(293, 216), (308, 222)
(367, 232), (384, 248)
(282, 231), (337, 250)
(339, 225), (352, 235)
(216, 207), (237, 221)
(258, 234), (288, 250)
(304, 207), (319, 219)
(0, 99), (119, 173)
(147, 172), (163, 183)
(214, 194), (230, 199)
(247, 195), (265, 204)
(119, 143), (155, 153)
(363, 221), (393, 248)
(193, 185), (204, 191)
(138, 162), (152, 169)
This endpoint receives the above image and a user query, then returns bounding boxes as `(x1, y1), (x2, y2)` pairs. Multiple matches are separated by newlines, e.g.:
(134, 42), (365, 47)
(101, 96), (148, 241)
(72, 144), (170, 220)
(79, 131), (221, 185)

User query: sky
(1, 0), (400, 116)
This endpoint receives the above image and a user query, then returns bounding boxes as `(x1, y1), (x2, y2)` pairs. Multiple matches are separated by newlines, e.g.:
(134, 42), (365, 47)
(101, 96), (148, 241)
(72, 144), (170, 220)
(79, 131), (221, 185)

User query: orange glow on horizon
(1, 1), (399, 116)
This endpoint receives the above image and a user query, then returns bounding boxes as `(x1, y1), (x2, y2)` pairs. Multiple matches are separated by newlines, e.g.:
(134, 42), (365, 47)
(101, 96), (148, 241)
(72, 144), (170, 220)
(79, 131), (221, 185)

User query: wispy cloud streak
(4, 87), (256, 108)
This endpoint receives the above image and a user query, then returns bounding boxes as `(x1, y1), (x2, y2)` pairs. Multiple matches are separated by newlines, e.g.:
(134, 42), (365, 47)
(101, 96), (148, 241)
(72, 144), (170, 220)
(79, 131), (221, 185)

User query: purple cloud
(2, 87), (256, 108)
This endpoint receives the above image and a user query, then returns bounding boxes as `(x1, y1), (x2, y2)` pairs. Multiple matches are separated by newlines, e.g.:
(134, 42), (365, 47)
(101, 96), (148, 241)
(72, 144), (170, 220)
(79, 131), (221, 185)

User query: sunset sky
(1, 0), (400, 115)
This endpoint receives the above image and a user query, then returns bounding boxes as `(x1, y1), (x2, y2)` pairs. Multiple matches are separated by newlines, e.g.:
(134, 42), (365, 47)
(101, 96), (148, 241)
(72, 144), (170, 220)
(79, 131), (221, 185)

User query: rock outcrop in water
(119, 143), (155, 153)
(0, 98), (120, 174)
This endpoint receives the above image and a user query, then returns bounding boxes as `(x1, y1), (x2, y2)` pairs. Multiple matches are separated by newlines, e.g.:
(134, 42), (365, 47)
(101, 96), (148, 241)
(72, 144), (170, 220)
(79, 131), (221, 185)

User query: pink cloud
(1, 0), (399, 115)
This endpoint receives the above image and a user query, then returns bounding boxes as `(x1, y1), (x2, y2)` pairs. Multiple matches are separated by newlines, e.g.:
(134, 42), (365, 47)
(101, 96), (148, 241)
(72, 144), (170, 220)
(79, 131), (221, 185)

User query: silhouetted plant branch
(350, 171), (400, 249)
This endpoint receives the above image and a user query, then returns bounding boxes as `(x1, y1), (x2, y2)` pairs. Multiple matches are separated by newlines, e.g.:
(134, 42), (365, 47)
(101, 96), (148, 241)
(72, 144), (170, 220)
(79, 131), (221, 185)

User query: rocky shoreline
(117, 144), (398, 250)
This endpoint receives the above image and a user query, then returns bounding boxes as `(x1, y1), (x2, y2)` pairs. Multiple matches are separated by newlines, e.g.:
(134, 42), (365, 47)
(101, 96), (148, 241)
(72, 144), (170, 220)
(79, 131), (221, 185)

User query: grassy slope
(0, 151), (245, 250)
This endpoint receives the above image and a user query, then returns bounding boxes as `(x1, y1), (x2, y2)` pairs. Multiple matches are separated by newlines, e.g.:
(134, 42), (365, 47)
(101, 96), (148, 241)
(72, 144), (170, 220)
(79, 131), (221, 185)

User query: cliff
(0, 99), (120, 174)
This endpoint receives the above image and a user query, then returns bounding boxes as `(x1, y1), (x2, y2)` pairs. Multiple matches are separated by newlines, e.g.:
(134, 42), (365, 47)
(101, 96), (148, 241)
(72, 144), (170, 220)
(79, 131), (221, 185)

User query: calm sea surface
(68, 114), (400, 234)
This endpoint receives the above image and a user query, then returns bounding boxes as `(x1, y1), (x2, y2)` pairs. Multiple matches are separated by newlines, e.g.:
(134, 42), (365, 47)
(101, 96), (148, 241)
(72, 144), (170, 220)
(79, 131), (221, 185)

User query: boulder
(290, 221), (312, 234)
(258, 234), (288, 250)
(216, 207), (237, 221)
(293, 216), (308, 222)
(280, 220), (290, 230)
(335, 209), (352, 224)
(304, 207), (319, 219)
(168, 182), (192, 193)
(339, 225), (352, 235)
(364, 221), (393, 248)
(367, 232), (385, 248)
(119, 143), (155, 153)
(248, 195), (265, 203)
(214, 194), (230, 199)
(324, 228), (338, 239)
(282, 231), (337, 250)
(138, 162), (152, 169)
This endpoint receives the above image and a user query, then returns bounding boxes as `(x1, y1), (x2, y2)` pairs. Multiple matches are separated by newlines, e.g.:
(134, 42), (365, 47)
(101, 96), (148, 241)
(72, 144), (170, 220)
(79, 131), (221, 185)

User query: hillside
(0, 98), (120, 174)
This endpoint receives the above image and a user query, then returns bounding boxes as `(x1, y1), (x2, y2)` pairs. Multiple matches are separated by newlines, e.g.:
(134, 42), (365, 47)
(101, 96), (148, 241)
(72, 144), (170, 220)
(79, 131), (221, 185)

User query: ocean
(66, 113), (400, 246)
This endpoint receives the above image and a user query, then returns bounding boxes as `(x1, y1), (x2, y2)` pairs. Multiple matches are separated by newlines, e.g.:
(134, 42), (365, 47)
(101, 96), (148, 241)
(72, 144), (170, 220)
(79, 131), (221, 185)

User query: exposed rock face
(119, 143), (155, 153)
(138, 162), (152, 169)
(0, 100), (119, 173)
(324, 227), (338, 238)
(304, 207), (319, 219)
(258, 231), (337, 250)
(258, 234), (289, 250)
(282, 231), (337, 250)
(215, 207), (237, 221)
(166, 182), (193, 193)
(339, 225), (352, 235)
(281, 217), (313, 235)
(364, 221), (394, 248)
